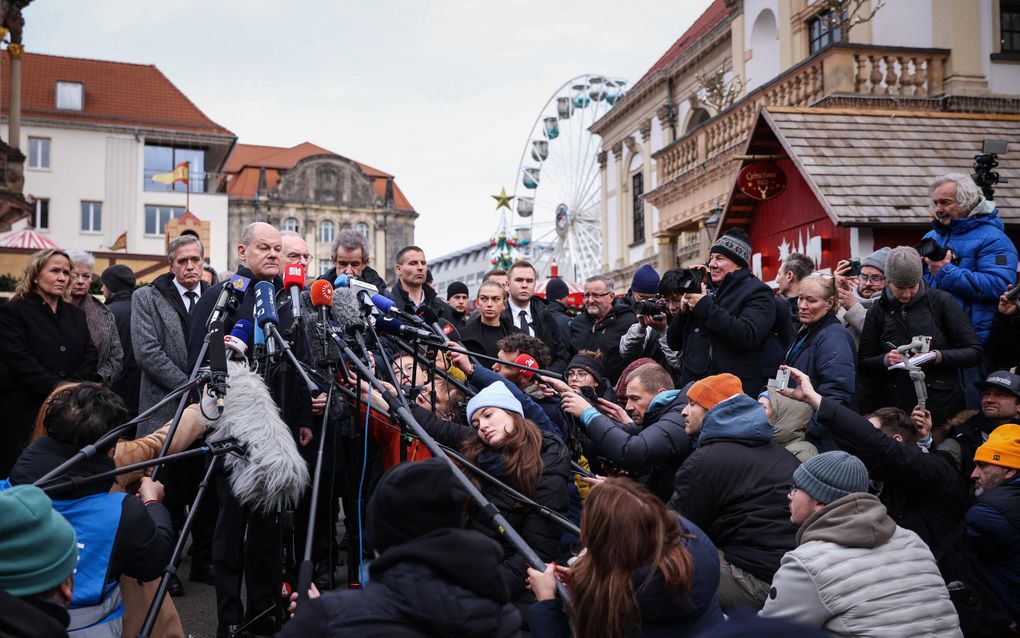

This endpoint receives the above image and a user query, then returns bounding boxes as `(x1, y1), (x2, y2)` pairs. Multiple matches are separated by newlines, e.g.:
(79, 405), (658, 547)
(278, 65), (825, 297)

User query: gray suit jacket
(131, 273), (205, 435)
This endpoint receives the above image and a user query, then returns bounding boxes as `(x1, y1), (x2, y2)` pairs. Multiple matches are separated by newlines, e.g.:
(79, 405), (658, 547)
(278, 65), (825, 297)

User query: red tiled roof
(630, 0), (731, 93)
(224, 142), (412, 210)
(0, 52), (234, 137)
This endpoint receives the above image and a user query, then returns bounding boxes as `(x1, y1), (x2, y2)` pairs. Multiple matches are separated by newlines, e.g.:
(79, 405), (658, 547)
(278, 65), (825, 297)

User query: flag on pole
(151, 161), (190, 185)
(110, 231), (127, 251)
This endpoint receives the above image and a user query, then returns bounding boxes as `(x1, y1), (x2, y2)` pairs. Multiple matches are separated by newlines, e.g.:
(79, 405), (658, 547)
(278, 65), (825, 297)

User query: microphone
(284, 264), (306, 322)
(252, 320), (266, 364)
(207, 320), (228, 413)
(310, 280), (335, 366)
(208, 274), (252, 327)
(253, 281), (280, 357)
(208, 361), (310, 513)
(334, 274), (381, 311)
(376, 315), (443, 343)
(416, 305), (456, 343)
(368, 292), (430, 327)
(225, 319), (251, 361)
(332, 286), (373, 359)
(514, 353), (539, 382)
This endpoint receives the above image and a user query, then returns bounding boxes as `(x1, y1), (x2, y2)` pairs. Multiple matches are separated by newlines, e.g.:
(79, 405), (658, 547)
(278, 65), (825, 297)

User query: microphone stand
(296, 367), (334, 606)
(33, 376), (205, 486)
(325, 327), (571, 603)
(384, 334), (474, 397)
(432, 341), (564, 381)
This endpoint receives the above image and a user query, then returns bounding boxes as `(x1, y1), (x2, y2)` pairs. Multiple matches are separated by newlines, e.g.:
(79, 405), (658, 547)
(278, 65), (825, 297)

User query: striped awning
(0, 229), (60, 249)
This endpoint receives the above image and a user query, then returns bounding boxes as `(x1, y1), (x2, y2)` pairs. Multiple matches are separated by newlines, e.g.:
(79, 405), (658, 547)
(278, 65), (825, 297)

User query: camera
(916, 237), (950, 263)
(634, 295), (668, 317)
(674, 268), (704, 294)
(846, 259), (862, 277)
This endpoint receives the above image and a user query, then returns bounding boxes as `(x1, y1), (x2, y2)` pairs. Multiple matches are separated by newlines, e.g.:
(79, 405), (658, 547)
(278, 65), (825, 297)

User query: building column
(598, 150), (609, 272)
(8, 43), (22, 151)
(612, 141), (626, 271)
(639, 120), (655, 256)
(656, 234), (676, 273)
(933, 0), (989, 95)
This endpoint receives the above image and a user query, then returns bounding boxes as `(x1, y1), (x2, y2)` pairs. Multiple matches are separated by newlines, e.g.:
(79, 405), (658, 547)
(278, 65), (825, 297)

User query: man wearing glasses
(568, 275), (636, 385)
(833, 247), (890, 348)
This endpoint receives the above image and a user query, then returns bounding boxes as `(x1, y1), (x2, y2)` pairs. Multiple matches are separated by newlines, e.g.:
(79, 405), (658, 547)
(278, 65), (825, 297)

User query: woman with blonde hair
(782, 273), (857, 451)
(0, 248), (97, 475)
(526, 477), (723, 637)
(66, 249), (123, 386)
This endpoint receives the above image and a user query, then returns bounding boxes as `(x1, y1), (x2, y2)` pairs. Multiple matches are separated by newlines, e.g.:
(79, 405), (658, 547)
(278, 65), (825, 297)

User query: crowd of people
(0, 171), (1018, 637)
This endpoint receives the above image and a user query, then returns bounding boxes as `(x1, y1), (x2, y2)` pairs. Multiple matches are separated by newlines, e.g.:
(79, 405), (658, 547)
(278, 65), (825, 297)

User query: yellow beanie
(974, 423), (1020, 470)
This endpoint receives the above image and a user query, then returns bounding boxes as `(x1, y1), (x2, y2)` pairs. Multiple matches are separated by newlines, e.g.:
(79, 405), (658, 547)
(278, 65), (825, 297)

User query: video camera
(972, 139), (1007, 200)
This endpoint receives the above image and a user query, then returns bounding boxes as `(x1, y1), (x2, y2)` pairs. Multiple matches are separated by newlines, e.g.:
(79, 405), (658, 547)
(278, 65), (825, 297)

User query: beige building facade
(592, 0), (1020, 282)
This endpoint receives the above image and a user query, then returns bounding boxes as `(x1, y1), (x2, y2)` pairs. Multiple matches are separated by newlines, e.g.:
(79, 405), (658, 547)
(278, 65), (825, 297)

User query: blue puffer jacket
(922, 205), (1017, 343)
(784, 312), (857, 451)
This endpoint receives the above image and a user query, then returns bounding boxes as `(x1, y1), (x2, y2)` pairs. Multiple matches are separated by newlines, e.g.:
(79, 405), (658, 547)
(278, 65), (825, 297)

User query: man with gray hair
(319, 227), (388, 293)
(568, 274), (636, 384)
(922, 172), (1016, 344)
(130, 233), (211, 596)
(775, 252), (814, 329)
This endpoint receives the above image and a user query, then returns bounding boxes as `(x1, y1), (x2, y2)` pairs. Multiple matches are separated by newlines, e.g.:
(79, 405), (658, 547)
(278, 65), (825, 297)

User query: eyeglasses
(566, 369), (592, 379)
(583, 291), (612, 299)
(858, 274), (886, 284)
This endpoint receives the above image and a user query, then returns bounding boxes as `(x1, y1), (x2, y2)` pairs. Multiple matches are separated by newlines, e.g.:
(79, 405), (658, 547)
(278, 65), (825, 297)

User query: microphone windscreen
(253, 321), (265, 346)
(333, 274), (351, 288)
(253, 281), (279, 328)
(331, 287), (364, 332)
(310, 280), (334, 307)
(515, 353), (539, 381)
(370, 293), (395, 313)
(283, 264), (306, 290)
(211, 361), (310, 512)
(226, 273), (252, 296)
(230, 319), (252, 342)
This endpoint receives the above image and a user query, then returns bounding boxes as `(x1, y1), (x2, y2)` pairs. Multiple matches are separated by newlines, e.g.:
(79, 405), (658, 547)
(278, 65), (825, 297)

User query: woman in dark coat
(0, 249), (98, 476)
(526, 477), (723, 638)
(783, 274), (857, 451)
(406, 381), (570, 605)
(859, 247), (982, 428)
(459, 280), (522, 367)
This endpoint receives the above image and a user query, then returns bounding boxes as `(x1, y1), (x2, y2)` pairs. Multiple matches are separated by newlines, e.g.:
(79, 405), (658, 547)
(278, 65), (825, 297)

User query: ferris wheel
(509, 74), (627, 282)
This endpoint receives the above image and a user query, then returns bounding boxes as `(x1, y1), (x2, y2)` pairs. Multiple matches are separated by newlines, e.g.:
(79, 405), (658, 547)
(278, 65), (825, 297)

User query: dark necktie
(518, 309), (530, 335)
(186, 291), (198, 315)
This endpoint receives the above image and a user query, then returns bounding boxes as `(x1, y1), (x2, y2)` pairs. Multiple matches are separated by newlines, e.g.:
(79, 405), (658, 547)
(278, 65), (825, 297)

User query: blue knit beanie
(793, 451), (869, 504)
(0, 485), (78, 597)
(631, 264), (660, 295)
(466, 382), (524, 425)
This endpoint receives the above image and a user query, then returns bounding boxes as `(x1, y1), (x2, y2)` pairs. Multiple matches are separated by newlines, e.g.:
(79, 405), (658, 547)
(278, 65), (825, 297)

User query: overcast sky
(24, 0), (711, 259)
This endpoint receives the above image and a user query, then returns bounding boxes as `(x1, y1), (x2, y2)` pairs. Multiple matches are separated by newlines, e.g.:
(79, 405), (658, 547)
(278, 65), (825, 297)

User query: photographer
(921, 173), (1016, 345)
(666, 229), (781, 395)
(619, 270), (682, 375)
(858, 247), (982, 428)
(833, 247), (890, 347)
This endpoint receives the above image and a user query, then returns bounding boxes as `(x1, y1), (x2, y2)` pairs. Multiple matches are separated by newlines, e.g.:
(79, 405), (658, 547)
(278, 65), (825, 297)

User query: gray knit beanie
(884, 246), (923, 287)
(710, 228), (752, 269)
(793, 451), (869, 504)
(861, 247), (891, 273)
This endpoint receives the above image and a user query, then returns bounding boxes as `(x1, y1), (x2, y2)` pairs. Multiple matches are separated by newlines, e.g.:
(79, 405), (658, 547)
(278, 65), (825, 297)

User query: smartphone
(846, 259), (862, 277)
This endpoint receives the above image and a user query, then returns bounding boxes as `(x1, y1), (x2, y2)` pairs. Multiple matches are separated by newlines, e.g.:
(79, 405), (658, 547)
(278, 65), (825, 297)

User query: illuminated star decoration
(492, 187), (514, 212)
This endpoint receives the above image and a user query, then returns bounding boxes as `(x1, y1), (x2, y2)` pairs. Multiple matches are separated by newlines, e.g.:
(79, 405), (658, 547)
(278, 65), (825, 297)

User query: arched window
(319, 219), (336, 244)
(685, 108), (711, 134)
(355, 222), (370, 239)
(283, 217), (300, 233)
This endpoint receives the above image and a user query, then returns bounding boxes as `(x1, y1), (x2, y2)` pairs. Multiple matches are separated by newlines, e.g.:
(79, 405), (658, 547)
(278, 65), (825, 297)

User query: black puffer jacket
(582, 389), (691, 502)
(9, 437), (175, 583)
(277, 528), (520, 638)
(412, 406), (570, 600)
(858, 282), (982, 426)
(669, 394), (799, 582)
(569, 300), (637, 385)
(667, 268), (780, 396)
(385, 281), (455, 324)
(0, 591), (68, 638)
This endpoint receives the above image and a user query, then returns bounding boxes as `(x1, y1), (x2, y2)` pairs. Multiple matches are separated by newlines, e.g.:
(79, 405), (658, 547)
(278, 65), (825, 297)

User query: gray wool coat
(131, 273), (206, 435)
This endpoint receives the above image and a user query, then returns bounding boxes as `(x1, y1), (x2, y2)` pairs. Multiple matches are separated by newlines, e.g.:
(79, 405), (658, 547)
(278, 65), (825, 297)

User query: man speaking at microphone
(189, 221), (315, 637)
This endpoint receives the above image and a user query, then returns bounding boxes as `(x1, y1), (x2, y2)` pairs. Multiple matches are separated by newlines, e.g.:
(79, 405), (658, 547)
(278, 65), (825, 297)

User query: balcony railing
(651, 44), (949, 200)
